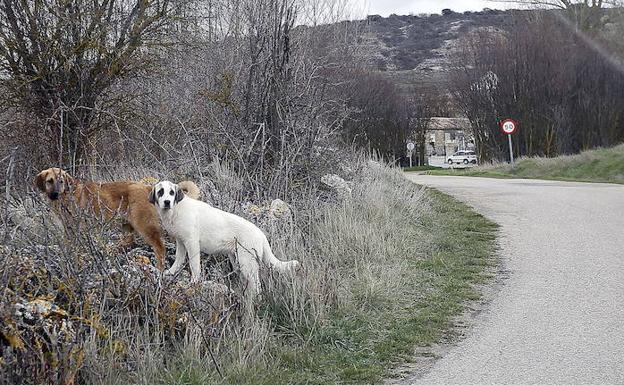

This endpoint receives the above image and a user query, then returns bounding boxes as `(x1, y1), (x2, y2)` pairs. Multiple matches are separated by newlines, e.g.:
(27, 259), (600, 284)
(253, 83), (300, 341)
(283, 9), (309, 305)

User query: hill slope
(355, 9), (513, 93)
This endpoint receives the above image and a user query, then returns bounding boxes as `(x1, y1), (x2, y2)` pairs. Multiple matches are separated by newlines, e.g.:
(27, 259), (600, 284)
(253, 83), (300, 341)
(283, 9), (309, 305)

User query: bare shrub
(1, 155), (434, 384)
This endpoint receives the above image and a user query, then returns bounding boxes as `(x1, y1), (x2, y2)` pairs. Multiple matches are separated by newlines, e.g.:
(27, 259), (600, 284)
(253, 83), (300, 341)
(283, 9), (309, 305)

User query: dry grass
(0, 158), (497, 385)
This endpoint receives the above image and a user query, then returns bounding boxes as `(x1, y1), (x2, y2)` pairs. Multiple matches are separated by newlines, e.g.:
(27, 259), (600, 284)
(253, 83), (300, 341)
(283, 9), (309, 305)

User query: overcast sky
(359, 0), (517, 16)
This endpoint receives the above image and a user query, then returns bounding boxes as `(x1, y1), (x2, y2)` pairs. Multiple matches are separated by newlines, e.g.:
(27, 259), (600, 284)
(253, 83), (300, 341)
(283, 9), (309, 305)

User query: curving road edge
(400, 174), (624, 385)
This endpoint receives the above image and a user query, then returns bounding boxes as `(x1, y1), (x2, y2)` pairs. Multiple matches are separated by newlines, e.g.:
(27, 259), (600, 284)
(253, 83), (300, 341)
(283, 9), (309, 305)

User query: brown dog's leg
(133, 222), (166, 270)
(127, 198), (167, 270)
(147, 228), (166, 271)
(119, 223), (136, 250)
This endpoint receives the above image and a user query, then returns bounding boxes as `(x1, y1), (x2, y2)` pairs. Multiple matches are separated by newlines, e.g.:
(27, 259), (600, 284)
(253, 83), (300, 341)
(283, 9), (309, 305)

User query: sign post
(407, 142), (415, 167)
(500, 119), (518, 165)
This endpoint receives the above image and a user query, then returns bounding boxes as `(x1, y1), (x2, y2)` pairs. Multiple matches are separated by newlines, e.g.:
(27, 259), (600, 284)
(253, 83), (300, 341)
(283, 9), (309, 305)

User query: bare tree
(0, 0), (178, 169)
(505, 0), (609, 31)
(80, 0), (363, 200)
(450, 10), (624, 160)
(340, 70), (411, 162)
(0, 0), (364, 199)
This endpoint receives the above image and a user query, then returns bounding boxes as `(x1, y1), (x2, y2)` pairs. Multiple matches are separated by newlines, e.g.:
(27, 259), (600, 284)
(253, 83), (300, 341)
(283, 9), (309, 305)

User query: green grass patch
(425, 168), (514, 179)
(402, 165), (442, 172)
(426, 143), (624, 184)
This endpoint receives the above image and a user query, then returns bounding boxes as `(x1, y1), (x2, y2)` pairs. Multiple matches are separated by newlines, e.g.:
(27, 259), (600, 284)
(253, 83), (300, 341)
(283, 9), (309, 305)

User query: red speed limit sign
(500, 118), (518, 164)
(500, 119), (518, 135)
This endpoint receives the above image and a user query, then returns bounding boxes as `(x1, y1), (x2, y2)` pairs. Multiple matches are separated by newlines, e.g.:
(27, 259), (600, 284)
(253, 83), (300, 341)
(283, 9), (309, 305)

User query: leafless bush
(0, 2), (437, 383)
(0, 154), (432, 384)
(51, 0), (363, 202)
(0, 188), (239, 385)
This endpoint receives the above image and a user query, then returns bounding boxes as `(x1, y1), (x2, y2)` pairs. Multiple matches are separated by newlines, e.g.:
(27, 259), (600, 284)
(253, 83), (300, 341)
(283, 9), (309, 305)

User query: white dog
(150, 181), (300, 297)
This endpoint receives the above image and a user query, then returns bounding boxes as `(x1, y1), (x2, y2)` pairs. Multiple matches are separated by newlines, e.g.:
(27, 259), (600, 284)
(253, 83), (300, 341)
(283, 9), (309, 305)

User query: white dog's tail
(262, 239), (300, 273)
(178, 181), (201, 200)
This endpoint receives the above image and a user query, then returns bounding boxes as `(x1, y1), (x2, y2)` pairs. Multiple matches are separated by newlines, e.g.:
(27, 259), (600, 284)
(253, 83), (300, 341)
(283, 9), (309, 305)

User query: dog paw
(190, 276), (203, 284)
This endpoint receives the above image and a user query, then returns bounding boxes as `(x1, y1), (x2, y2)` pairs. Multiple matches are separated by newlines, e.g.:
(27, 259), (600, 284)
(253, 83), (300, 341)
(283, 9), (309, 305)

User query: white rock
(269, 199), (291, 219)
(321, 174), (352, 197)
(14, 299), (68, 320)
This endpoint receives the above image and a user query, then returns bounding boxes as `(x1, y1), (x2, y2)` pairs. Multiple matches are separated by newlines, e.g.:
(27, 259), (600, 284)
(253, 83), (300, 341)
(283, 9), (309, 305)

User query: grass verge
(402, 165), (441, 172)
(1, 160), (498, 385)
(425, 143), (624, 184)
(145, 165), (498, 385)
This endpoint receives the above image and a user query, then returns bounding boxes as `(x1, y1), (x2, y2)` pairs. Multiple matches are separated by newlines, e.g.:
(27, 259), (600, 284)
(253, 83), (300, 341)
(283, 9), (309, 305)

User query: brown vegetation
(0, 2), (623, 383)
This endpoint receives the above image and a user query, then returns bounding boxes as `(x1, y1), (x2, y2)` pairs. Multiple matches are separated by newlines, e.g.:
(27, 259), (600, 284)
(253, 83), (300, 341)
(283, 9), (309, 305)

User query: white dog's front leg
(185, 240), (202, 283)
(165, 239), (187, 276)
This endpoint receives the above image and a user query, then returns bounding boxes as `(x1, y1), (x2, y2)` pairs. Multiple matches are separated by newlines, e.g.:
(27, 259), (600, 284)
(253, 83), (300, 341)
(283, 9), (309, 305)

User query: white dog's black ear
(175, 186), (185, 203)
(148, 186), (157, 205)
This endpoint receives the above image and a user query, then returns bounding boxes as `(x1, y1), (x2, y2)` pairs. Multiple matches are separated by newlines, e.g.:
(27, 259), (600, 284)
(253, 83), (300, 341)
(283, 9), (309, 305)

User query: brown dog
(34, 167), (200, 270)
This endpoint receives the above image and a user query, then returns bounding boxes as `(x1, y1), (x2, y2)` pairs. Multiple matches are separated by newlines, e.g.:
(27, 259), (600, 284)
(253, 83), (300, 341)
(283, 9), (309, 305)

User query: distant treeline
(451, 9), (624, 160)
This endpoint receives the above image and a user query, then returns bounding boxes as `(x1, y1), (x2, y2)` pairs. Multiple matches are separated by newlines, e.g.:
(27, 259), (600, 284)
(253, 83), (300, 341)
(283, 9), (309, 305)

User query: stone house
(426, 117), (474, 156)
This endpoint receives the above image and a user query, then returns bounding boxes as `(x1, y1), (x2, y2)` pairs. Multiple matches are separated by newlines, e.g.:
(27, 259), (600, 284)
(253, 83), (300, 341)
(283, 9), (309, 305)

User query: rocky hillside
(353, 9), (515, 94)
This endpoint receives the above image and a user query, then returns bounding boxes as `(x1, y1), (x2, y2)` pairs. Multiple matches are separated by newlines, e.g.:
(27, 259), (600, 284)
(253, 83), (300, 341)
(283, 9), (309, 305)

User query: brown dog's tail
(178, 181), (201, 200)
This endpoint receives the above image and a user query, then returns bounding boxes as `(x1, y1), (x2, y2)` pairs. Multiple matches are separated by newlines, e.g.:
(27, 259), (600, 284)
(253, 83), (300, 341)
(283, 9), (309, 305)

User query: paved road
(403, 175), (624, 385)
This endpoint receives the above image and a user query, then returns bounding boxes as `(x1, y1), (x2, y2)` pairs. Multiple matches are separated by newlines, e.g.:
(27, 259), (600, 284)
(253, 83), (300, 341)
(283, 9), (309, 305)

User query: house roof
(429, 117), (471, 131)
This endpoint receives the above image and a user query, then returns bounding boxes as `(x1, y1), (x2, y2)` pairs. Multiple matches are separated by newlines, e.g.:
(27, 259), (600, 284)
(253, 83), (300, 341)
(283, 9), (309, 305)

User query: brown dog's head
(34, 168), (73, 200)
